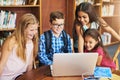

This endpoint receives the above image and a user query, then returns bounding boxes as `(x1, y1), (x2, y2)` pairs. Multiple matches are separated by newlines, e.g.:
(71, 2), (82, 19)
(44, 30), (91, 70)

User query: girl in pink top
(0, 13), (39, 80)
(83, 29), (116, 70)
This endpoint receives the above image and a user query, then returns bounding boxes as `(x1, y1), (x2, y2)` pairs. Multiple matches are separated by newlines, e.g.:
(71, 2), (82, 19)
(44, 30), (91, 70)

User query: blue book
(94, 67), (112, 78)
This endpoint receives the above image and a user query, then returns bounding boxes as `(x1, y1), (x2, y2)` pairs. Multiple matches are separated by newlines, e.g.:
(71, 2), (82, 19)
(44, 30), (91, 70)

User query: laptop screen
(51, 53), (98, 77)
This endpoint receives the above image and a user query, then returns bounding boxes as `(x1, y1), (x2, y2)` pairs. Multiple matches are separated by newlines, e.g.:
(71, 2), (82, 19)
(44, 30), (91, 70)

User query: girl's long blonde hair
(7, 13), (39, 61)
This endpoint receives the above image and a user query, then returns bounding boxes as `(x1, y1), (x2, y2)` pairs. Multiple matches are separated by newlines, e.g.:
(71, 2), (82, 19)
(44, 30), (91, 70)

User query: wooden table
(16, 66), (84, 80)
(16, 66), (120, 80)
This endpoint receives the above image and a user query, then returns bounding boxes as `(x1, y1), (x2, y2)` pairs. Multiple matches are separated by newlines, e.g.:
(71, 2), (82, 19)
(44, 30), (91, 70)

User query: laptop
(51, 53), (98, 77)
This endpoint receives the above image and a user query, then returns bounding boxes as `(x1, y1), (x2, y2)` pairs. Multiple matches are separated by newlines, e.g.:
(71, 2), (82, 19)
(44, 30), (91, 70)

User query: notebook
(94, 67), (112, 78)
(51, 53), (98, 77)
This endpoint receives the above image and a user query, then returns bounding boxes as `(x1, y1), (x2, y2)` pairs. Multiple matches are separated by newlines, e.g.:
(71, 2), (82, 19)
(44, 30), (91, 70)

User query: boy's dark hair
(49, 11), (64, 23)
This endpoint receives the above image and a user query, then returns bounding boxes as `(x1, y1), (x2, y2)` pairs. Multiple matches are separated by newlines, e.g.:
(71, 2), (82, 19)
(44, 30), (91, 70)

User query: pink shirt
(84, 47), (116, 70)
(0, 42), (33, 80)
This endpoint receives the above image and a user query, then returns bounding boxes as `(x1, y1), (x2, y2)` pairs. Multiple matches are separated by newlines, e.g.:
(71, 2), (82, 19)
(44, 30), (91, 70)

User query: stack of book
(0, 0), (26, 6)
(102, 4), (114, 16)
(101, 32), (111, 45)
(0, 10), (17, 29)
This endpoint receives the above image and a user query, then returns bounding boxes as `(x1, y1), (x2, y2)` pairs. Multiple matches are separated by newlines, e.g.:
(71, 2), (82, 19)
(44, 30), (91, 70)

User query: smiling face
(84, 35), (98, 51)
(50, 18), (64, 37)
(24, 23), (38, 41)
(77, 11), (90, 26)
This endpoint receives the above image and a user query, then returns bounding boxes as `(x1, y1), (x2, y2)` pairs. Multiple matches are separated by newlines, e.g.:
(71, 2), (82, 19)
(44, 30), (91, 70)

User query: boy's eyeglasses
(52, 24), (64, 28)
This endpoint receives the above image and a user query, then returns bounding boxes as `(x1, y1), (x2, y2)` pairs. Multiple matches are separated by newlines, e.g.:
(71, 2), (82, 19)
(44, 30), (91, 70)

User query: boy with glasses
(38, 11), (72, 65)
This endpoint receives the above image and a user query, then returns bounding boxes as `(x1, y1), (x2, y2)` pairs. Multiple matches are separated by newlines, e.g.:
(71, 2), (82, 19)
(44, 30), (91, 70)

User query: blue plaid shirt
(38, 30), (72, 65)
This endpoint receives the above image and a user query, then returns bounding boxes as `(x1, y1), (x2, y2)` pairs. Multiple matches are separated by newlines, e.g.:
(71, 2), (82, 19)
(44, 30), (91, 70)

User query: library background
(0, 0), (120, 67)
(0, 0), (120, 46)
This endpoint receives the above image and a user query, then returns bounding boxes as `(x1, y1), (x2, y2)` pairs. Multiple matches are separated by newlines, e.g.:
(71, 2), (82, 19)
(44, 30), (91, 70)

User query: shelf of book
(104, 41), (120, 47)
(0, 0), (41, 47)
(102, 15), (120, 18)
(93, 2), (102, 6)
(0, 5), (40, 7)
(0, 28), (15, 31)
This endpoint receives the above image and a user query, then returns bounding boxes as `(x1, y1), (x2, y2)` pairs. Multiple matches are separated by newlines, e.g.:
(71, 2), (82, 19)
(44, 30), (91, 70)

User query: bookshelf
(0, 0), (41, 48)
(74, 0), (120, 45)
(100, 0), (120, 43)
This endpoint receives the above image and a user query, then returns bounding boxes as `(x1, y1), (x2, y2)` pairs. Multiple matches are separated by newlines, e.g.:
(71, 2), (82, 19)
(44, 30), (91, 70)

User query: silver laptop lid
(52, 53), (98, 77)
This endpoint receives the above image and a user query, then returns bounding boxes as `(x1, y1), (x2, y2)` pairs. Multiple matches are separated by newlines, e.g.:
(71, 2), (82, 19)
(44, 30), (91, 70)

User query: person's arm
(99, 18), (120, 41)
(96, 55), (103, 66)
(95, 47), (104, 66)
(27, 51), (33, 72)
(75, 25), (84, 52)
(38, 34), (52, 65)
(0, 39), (13, 75)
